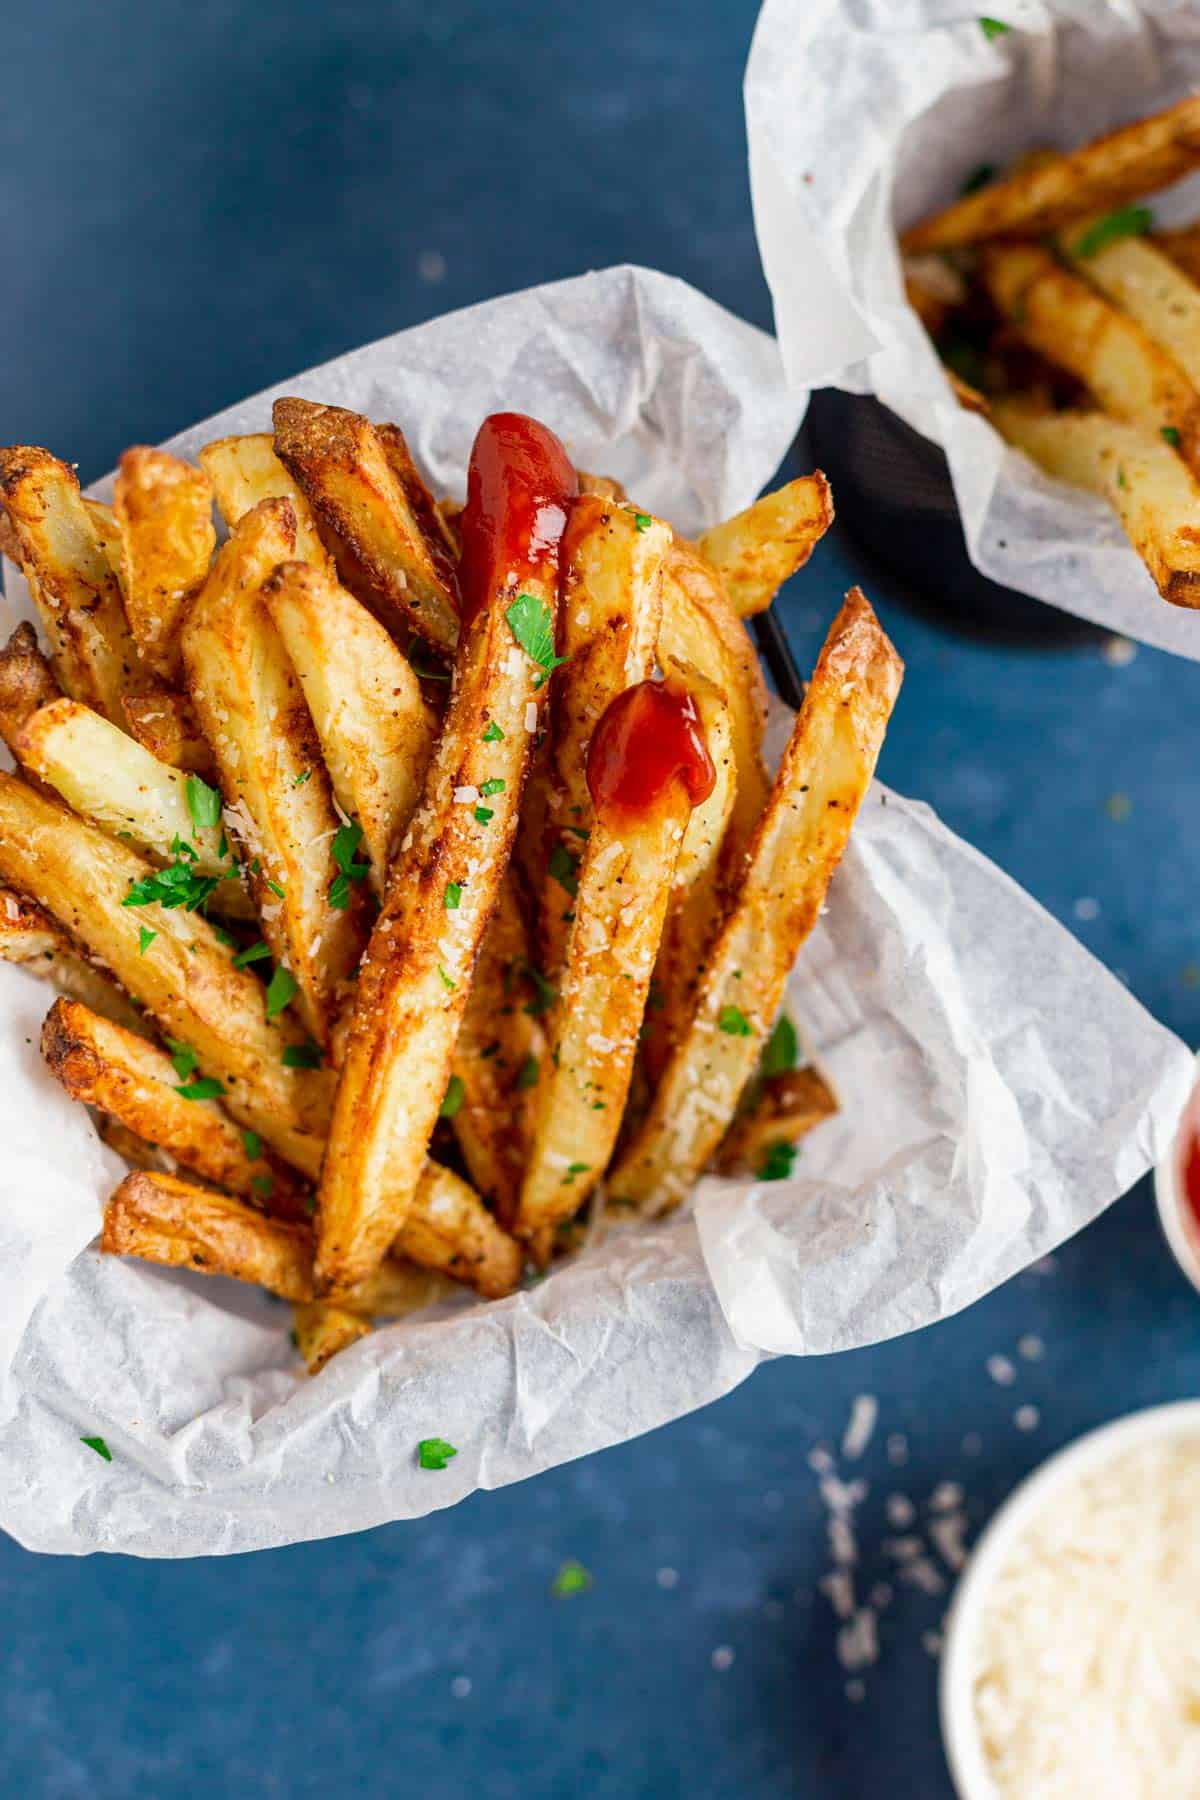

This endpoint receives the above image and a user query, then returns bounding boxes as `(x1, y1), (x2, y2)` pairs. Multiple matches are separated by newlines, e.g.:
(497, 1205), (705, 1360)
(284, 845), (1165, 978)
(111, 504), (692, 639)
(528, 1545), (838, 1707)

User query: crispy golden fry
(450, 871), (545, 1224)
(698, 474), (834, 617)
(315, 559), (557, 1292)
(902, 94), (1200, 253)
(376, 421), (459, 560)
(0, 506), (20, 565)
(610, 590), (902, 1214)
(716, 1064), (839, 1175)
(197, 431), (336, 576)
(16, 698), (252, 913)
(664, 660), (735, 891)
(395, 1161), (524, 1299)
(42, 996), (308, 1209)
(272, 399), (460, 654)
(182, 500), (368, 1044)
(0, 446), (144, 723)
(1156, 224), (1200, 288)
(263, 559), (437, 895)
(576, 472), (628, 501)
(0, 621), (60, 760)
(0, 886), (147, 1034)
(103, 1171), (315, 1299)
(122, 687), (217, 777)
(0, 772), (332, 1171)
(1061, 225), (1200, 390)
(991, 400), (1200, 607)
(113, 447), (215, 681)
(516, 779), (692, 1237)
(96, 1115), (181, 1174)
(292, 1301), (371, 1372)
(539, 496), (670, 974)
(336, 1258), (460, 1319)
(981, 244), (1200, 471)
(81, 498), (126, 597)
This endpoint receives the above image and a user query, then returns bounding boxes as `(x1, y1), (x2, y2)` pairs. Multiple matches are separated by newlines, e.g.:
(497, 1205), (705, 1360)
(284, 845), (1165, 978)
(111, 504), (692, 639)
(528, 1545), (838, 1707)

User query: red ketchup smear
(1183, 1123), (1200, 1240)
(457, 412), (578, 627)
(586, 678), (716, 825)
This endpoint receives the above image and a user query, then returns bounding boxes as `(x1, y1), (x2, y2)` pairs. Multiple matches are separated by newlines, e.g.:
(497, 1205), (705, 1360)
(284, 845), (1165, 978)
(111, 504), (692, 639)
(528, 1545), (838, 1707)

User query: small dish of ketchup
(1154, 1059), (1200, 1295)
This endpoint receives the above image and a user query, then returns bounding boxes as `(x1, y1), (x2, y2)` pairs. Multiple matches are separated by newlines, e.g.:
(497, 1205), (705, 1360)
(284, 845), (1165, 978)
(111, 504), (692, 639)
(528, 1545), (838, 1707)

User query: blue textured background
(4, 3), (1200, 1795)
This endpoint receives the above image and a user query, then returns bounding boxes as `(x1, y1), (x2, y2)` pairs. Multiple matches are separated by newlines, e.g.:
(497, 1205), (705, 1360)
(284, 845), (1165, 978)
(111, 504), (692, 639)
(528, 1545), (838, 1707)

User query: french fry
(991, 400), (1200, 607)
(16, 697), (252, 912)
(376, 421), (459, 560)
(315, 505), (561, 1292)
(610, 590), (902, 1214)
(81, 498), (127, 598)
(291, 1301), (371, 1372)
(716, 1065), (839, 1176)
(576, 472), (628, 501)
(1060, 225), (1200, 391)
(0, 446), (144, 722)
(113, 447), (215, 681)
(980, 244), (1200, 470)
(396, 1161), (524, 1299)
(698, 474), (834, 617)
(0, 506), (20, 565)
(449, 871), (545, 1224)
(515, 755), (693, 1237)
(1156, 224), (1200, 288)
(0, 621), (60, 761)
(0, 772), (332, 1171)
(96, 1115), (181, 1174)
(262, 559), (437, 894)
(902, 95), (1200, 253)
(272, 399), (460, 655)
(42, 996), (308, 1210)
(122, 688), (217, 777)
(182, 500), (369, 1044)
(538, 496), (671, 975)
(103, 1171), (315, 1300)
(0, 886), (147, 1035)
(335, 1258), (460, 1319)
(197, 431), (336, 576)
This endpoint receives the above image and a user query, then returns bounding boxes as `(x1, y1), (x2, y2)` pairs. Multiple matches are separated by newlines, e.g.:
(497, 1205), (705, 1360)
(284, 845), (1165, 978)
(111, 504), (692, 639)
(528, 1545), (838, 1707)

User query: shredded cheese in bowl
(955, 1427), (1200, 1797)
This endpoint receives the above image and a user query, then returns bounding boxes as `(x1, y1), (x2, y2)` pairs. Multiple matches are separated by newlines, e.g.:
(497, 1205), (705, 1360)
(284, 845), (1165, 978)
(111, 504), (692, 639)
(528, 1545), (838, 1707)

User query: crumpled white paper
(746, 0), (1200, 657)
(0, 264), (1190, 1556)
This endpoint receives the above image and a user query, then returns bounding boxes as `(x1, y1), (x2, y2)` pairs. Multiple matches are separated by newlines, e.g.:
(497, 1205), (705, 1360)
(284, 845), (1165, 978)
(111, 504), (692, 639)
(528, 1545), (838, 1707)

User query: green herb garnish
(80, 1435), (112, 1462)
(960, 162), (995, 196)
(329, 820), (370, 909)
(551, 1559), (592, 1597)
(251, 1173), (274, 1198)
(439, 1074), (466, 1119)
(242, 1129), (263, 1160)
(519, 960), (556, 1016)
(176, 1076), (224, 1103)
(292, 768), (312, 787)
(444, 882), (463, 911)
(633, 513), (652, 533)
(479, 778), (506, 797)
(718, 1005), (753, 1037)
(762, 1013), (798, 1077)
(506, 591), (565, 688)
(233, 939), (272, 968)
(515, 1054), (539, 1091)
(1072, 206), (1153, 260)
(266, 878), (286, 901)
(167, 1038), (198, 1081)
(138, 926), (157, 955)
(759, 1141), (798, 1182)
(282, 1041), (322, 1069)
(265, 965), (298, 1019)
(563, 1161), (590, 1183)
(548, 844), (579, 898)
(474, 806), (494, 825)
(1163, 425), (1182, 448)
(438, 965), (456, 992)
(979, 15), (1010, 37)
(482, 721), (505, 743)
(123, 857), (222, 914)
(418, 1437), (458, 1471)
(186, 774), (222, 832)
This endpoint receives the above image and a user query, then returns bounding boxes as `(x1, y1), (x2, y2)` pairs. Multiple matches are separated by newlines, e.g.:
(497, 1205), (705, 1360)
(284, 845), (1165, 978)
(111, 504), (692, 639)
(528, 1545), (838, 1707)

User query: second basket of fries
(747, 0), (1200, 657)
(0, 265), (1187, 1555)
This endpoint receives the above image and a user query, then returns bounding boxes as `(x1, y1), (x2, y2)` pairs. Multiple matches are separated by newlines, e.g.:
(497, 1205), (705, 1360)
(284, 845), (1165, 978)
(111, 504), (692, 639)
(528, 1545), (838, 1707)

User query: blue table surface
(5, 4), (1200, 1795)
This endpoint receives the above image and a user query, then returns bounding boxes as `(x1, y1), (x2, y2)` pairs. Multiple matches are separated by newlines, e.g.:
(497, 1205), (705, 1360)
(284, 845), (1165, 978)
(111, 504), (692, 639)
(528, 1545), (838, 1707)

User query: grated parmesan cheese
(974, 1437), (1200, 1797)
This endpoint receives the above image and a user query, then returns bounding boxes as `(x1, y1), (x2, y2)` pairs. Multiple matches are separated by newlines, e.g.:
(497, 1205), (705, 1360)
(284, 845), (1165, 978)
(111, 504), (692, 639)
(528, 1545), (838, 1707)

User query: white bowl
(1154, 1051), (1200, 1296)
(939, 1400), (1200, 1799)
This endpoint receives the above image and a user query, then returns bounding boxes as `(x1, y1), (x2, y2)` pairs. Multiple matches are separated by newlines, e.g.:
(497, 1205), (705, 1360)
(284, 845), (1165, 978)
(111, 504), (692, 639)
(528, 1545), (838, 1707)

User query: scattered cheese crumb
(842, 1394), (878, 1462)
(450, 1675), (471, 1698)
(886, 1494), (916, 1528)
(887, 1433), (909, 1467)
(711, 1646), (734, 1672)
(1018, 1335), (1044, 1362)
(453, 785), (479, 805)
(930, 1482), (964, 1513)
(656, 1567), (679, 1590)
(1014, 1405), (1040, 1433)
(524, 702), (538, 733)
(987, 1355), (1017, 1387)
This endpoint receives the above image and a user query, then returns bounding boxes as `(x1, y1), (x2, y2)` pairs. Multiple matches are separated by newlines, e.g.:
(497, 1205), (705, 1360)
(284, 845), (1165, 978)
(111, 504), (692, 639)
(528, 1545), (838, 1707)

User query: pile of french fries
(0, 396), (902, 1374)
(903, 94), (1200, 608)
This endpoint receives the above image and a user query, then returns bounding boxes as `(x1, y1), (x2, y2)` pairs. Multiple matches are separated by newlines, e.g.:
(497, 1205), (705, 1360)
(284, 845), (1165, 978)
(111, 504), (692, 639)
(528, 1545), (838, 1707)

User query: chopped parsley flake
(329, 820), (370, 909)
(979, 15), (1010, 37)
(282, 1040), (322, 1069)
(482, 720), (505, 743)
(251, 1173), (274, 1198)
(444, 881), (463, 911)
(479, 777), (506, 797)
(123, 856), (222, 914)
(548, 844), (580, 898)
(438, 965), (456, 991)
(266, 878), (286, 901)
(515, 1054), (539, 1091)
(292, 768), (312, 787)
(960, 162), (994, 196)
(551, 1559), (592, 1597)
(718, 1005), (753, 1037)
(563, 1161), (590, 1183)
(1163, 425), (1182, 448)
(213, 924), (236, 949)
(167, 1038), (198, 1082)
(439, 1074), (466, 1119)
(418, 1437), (458, 1471)
(633, 513), (653, 534)
(1072, 206), (1153, 260)
(242, 1129), (263, 1160)
(407, 636), (452, 683)
(233, 939), (271, 969)
(506, 591), (565, 688)
(185, 774), (222, 832)
(759, 1141), (798, 1182)
(474, 806), (494, 825)
(1117, 466), (1127, 490)
(138, 926), (157, 955)
(762, 1013), (798, 1077)
(265, 965), (299, 1019)
(519, 960), (557, 1016)
(80, 1435), (112, 1462)
(176, 1076), (224, 1103)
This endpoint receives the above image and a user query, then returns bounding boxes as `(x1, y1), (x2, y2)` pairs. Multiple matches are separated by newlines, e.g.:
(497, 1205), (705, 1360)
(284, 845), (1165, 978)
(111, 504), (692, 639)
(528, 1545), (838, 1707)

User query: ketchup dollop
(457, 412), (578, 627)
(1184, 1124), (1200, 1237)
(586, 678), (716, 823)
